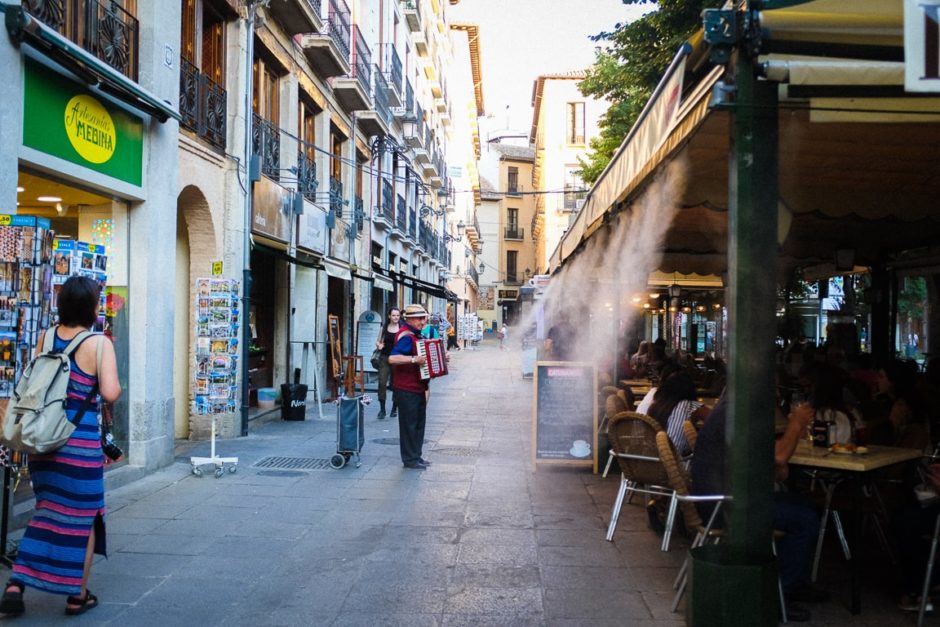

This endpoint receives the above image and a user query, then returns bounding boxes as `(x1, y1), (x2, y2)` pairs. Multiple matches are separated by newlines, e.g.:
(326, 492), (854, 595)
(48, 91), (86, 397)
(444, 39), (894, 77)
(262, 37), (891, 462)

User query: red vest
(391, 326), (428, 393)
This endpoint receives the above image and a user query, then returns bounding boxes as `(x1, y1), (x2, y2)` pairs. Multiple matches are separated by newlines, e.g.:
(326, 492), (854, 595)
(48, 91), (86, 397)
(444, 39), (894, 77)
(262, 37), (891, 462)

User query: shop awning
(323, 258), (352, 281)
(373, 273), (394, 292)
(3, 4), (181, 123)
(253, 242), (322, 269)
(551, 3), (940, 280)
(391, 271), (458, 301)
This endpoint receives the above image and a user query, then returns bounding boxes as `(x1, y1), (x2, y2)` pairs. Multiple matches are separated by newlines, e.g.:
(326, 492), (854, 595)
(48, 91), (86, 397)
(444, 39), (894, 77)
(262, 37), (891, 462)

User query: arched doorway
(175, 186), (217, 438)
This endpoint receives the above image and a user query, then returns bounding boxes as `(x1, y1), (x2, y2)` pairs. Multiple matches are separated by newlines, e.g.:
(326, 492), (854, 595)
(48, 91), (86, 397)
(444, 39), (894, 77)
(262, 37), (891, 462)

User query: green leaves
(578, 1), (717, 185)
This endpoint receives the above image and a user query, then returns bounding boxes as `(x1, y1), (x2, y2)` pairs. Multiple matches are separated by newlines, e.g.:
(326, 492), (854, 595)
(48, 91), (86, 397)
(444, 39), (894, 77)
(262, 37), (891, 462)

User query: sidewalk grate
(252, 456), (332, 471)
(431, 447), (480, 457)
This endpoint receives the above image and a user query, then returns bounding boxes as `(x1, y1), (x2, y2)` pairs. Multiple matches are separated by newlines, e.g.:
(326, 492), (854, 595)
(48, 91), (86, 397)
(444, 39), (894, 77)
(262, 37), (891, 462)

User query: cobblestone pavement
(0, 339), (916, 625)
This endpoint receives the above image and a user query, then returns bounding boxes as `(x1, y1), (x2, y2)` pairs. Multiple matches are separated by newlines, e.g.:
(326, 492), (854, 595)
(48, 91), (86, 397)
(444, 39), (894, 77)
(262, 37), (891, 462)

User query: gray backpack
(1, 328), (101, 454)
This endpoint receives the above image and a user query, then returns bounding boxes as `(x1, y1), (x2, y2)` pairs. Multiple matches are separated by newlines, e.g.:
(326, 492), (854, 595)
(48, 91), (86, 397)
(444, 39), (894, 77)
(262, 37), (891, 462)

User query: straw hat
(403, 304), (428, 318)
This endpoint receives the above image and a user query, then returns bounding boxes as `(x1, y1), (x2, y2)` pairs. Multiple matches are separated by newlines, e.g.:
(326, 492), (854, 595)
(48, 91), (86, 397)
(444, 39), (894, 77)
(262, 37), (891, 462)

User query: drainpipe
(240, 3), (260, 437)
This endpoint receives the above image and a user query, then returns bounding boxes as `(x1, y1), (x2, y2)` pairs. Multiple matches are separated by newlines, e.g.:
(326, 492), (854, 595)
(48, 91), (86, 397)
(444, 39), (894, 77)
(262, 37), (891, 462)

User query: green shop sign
(23, 58), (143, 186)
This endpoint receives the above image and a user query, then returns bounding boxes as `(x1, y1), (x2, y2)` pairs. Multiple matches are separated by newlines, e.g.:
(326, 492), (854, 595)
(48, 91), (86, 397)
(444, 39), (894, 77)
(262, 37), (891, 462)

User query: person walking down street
(499, 324), (508, 350)
(389, 304), (445, 469)
(374, 307), (401, 420)
(0, 276), (121, 617)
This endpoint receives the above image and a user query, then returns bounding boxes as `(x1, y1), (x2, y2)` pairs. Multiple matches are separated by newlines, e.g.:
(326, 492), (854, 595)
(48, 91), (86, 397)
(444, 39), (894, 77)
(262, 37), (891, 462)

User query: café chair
(918, 511), (940, 626)
(604, 412), (678, 550)
(657, 431), (789, 621)
(682, 420), (698, 453)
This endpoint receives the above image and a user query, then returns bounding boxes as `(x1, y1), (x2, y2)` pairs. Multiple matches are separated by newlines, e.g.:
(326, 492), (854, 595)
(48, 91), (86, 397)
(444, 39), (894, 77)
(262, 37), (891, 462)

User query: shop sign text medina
(22, 58), (143, 187)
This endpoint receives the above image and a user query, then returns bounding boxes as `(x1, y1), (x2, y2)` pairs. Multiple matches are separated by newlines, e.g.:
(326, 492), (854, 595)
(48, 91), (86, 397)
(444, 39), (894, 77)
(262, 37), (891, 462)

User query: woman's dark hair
(648, 370), (696, 427)
(386, 307), (401, 324)
(57, 276), (100, 328)
(811, 364), (848, 413)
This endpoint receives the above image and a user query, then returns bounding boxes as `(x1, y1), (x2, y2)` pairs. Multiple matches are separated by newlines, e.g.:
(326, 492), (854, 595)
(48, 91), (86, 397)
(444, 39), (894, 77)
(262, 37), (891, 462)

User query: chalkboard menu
(532, 361), (597, 471)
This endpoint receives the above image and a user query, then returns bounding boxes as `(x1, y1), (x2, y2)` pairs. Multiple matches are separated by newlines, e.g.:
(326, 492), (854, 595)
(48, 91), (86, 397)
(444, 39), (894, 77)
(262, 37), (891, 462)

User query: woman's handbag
(370, 349), (382, 370)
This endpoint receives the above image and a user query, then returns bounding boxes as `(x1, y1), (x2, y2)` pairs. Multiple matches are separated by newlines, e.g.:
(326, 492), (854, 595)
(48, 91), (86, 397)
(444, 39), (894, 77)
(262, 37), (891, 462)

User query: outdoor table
(788, 441), (922, 614)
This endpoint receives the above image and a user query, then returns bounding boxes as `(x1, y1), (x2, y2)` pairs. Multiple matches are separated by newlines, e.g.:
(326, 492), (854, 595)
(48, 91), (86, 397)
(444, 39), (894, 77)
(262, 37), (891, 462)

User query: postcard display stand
(0, 216), (55, 563)
(189, 278), (240, 477)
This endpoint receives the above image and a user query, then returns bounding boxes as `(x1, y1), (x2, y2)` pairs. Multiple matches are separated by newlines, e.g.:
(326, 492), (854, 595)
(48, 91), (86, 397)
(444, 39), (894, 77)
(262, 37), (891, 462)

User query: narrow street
(1, 338), (679, 625)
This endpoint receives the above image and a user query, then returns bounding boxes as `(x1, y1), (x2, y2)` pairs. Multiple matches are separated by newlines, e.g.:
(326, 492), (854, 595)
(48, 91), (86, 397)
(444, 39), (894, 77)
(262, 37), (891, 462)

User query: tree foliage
(578, 0), (716, 184)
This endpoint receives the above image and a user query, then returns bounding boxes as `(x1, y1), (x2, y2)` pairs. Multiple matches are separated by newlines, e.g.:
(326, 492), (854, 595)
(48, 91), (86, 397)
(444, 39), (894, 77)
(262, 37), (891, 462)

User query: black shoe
(787, 583), (830, 604)
(403, 461), (428, 469)
(0, 582), (24, 615)
(419, 458), (431, 466)
(390, 407), (398, 418)
(377, 409), (386, 420)
(784, 602), (811, 622)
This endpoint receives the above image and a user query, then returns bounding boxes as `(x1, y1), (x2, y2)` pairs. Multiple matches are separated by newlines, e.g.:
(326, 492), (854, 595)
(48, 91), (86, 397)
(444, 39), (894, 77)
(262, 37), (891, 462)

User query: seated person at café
(692, 397), (827, 622)
(635, 361), (681, 415)
(878, 359), (930, 451)
(810, 364), (859, 445)
(630, 341), (650, 376)
(645, 370), (708, 457)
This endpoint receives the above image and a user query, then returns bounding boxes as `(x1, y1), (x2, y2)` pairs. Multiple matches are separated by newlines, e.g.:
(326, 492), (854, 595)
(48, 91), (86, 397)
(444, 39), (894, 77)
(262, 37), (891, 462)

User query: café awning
(551, 1), (940, 280)
(323, 258), (352, 281)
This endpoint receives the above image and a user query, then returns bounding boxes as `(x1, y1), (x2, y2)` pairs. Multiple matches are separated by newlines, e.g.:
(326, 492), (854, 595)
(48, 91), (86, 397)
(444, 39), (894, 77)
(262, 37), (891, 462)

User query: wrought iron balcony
(351, 26), (371, 97)
(409, 210), (417, 241)
(379, 194), (394, 224)
(329, 176), (343, 218)
(372, 68), (391, 125)
(405, 78), (414, 114)
(252, 114), (280, 181)
(467, 263), (478, 286)
(333, 24), (371, 112)
(23, 0), (139, 80)
(300, 0), (351, 78)
(396, 196), (407, 233)
(384, 44), (403, 106)
(505, 227), (524, 240)
(297, 146), (318, 202)
(328, 0), (351, 61)
(180, 58), (226, 150)
(266, 0), (322, 36)
(354, 195), (364, 232)
(402, 0), (421, 32)
(382, 179), (394, 214)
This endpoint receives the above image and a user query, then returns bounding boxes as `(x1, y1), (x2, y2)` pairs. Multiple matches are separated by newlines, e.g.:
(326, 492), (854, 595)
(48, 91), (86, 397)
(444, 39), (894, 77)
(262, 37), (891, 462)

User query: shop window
(251, 50), (282, 179)
(179, 0), (227, 149)
(16, 169), (131, 460)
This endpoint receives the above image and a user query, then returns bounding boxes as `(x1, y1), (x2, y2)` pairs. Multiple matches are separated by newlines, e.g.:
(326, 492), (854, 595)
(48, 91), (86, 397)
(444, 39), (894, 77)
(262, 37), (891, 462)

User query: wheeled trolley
(331, 395), (364, 469)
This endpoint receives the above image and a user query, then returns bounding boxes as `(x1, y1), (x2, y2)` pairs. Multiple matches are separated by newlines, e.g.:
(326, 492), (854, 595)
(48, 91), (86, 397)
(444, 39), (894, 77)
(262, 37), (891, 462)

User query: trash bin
(280, 383), (308, 420)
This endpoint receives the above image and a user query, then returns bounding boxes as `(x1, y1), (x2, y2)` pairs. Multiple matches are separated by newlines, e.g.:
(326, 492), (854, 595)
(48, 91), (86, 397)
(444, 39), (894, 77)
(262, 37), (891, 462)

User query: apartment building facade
(530, 72), (607, 271)
(0, 0), (478, 472)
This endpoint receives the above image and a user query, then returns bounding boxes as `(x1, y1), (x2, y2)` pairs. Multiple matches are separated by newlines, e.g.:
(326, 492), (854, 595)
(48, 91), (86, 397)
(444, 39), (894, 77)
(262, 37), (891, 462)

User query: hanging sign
(905, 0), (940, 92)
(212, 261), (223, 276)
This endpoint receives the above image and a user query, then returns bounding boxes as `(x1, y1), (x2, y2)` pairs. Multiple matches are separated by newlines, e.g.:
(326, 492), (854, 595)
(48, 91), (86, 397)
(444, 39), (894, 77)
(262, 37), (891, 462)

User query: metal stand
(0, 465), (13, 566)
(190, 417), (239, 478)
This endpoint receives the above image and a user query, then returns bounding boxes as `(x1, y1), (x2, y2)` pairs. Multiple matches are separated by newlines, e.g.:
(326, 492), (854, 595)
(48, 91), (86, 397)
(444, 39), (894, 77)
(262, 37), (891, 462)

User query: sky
(449, 0), (652, 132)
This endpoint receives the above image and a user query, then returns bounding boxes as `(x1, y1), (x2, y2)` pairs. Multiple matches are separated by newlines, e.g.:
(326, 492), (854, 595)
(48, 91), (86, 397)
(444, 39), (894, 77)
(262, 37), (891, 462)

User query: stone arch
(176, 185), (220, 440)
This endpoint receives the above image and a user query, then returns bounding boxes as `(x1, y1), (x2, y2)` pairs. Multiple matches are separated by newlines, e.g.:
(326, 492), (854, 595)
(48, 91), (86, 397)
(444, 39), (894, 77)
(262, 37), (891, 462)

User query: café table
(788, 440), (922, 614)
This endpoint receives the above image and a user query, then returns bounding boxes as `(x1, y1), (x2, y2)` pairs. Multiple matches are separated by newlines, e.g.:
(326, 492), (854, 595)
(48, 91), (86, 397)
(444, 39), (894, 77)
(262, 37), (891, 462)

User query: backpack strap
(60, 330), (93, 357)
(41, 325), (58, 354)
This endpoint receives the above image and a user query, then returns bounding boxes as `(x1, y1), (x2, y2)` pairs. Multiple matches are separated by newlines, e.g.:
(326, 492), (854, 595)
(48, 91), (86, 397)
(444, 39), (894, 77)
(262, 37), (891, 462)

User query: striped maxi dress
(11, 332), (106, 595)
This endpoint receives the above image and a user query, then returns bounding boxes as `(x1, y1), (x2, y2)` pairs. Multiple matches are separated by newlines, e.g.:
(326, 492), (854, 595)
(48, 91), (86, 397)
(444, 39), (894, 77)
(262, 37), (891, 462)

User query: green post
(690, 6), (781, 625)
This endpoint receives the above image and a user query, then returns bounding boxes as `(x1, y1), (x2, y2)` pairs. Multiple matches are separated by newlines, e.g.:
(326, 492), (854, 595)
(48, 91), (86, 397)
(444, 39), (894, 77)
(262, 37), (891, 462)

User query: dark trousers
(377, 355), (393, 406)
(893, 501), (940, 594)
(393, 388), (427, 464)
(773, 492), (818, 593)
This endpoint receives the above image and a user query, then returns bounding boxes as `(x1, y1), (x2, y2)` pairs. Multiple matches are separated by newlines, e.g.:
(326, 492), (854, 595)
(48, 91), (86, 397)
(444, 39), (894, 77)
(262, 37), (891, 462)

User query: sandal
(65, 590), (97, 616)
(0, 581), (24, 615)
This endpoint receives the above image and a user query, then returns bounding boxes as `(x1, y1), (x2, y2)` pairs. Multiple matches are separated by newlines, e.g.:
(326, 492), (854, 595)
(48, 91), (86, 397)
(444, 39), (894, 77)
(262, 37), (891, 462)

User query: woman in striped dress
(0, 276), (121, 616)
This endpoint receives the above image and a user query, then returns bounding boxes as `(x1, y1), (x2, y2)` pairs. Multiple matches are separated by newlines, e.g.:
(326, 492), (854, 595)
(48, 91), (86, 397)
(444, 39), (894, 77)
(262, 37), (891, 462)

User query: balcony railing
(326, 0), (351, 62)
(467, 263), (478, 285)
(350, 25), (372, 96)
(381, 179), (394, 216)
(405, 78), (414, 114)
(307, 0), (323, 17)
(384, 44), (402, 95)
(506, 272), (518, 284)
(252, 114), (280, 181)
(373, 67), (391, 125)
(180, 58), (226, 150)
(354, 196), (364, 232)
(505, 227), (524, 240)
(409, 210), (417, 241)
(379, 193), (394, 223)
(396, 196), (407, 232)
(329, 176), (343, 217)
(24, 0), (139, 80)
(297, 147), (318, 202)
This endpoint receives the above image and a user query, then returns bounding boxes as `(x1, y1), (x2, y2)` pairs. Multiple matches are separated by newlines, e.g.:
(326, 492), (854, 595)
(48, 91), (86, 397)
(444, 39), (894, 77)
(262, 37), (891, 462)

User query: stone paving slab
(0, 339), (915, 625)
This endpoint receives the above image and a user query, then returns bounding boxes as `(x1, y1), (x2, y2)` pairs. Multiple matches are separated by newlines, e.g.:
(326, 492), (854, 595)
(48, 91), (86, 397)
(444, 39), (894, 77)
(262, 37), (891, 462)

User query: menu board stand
(532, 361), (598, 472)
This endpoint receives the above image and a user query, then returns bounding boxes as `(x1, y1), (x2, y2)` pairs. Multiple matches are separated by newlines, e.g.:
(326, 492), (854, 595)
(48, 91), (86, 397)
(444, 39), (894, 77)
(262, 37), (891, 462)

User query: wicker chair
(604, 412), (679, 550)
(682, 420), (698, 452)
(656, 432), (788, 621)
(605, 393), (628, 418)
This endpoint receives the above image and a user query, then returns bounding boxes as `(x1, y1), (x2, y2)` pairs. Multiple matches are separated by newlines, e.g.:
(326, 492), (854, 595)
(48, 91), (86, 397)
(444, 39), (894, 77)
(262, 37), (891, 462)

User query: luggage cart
(331, 394), (364, 469)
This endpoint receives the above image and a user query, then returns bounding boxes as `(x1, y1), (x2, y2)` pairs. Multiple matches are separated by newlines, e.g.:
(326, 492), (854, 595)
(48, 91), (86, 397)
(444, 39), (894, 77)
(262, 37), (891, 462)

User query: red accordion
(416, 338), (448, 380)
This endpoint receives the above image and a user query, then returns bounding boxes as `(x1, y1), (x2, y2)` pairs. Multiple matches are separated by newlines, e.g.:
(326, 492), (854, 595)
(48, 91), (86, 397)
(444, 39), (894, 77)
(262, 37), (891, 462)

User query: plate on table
(829, 444), (868, 455)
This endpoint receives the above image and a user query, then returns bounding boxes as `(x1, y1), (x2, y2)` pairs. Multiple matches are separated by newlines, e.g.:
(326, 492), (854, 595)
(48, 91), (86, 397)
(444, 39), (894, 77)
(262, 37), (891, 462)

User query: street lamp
(401, 116), (418, 142)
(443, 219), (465, 243)
(420, 203), (444, 217)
